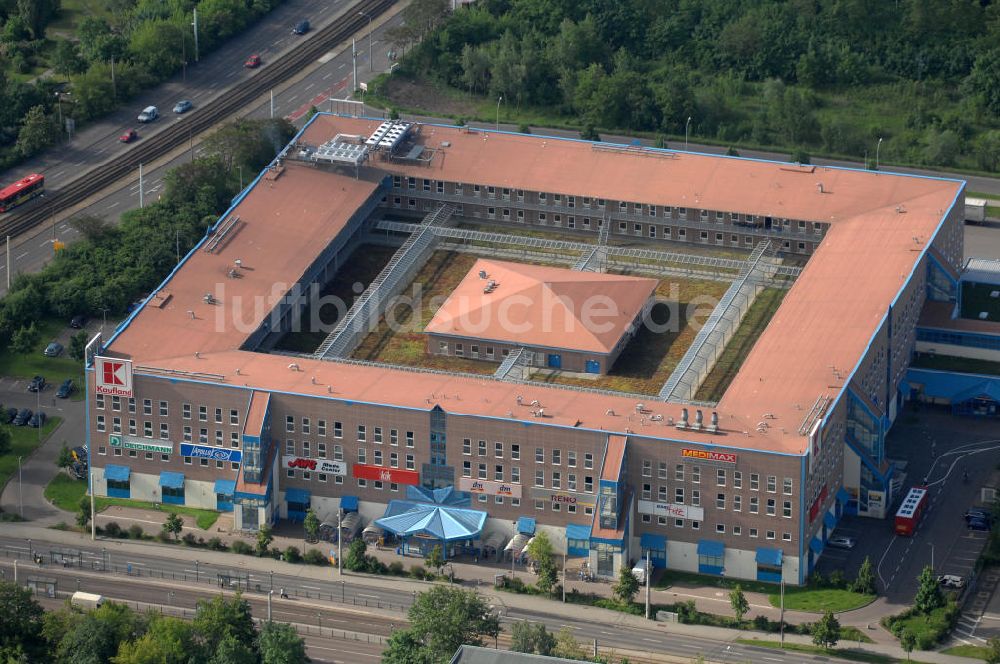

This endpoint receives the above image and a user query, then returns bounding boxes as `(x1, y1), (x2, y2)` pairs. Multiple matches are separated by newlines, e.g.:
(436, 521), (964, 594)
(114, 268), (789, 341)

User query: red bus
(895, 487), (928, 536)
(0, 173), (44, 212)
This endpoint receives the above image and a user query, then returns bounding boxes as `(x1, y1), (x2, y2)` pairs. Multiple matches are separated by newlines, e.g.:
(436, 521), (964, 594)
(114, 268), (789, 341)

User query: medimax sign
(681, 448), (737, 464)
(458, 477), (522, 498)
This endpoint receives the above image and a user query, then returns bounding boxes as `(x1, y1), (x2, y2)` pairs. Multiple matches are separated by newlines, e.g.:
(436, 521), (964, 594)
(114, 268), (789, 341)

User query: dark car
(5, 407), (17, 423)
(292, 20), (309, 34)
(27, 375), (45, 392)
(29, 411), (46, 428)
(13, 408), (32, 426)
(56, 378), (74, 398)
(173, 100), (193, 114)
(71, 462), (87, 480)
(70, 315), (87, 328)
(43, 342), (63, 357)
(968, 518), (992, 532)
(244, 54), (261, 68)
(964, 508), (992, 523)
(72, 446), (88, 463)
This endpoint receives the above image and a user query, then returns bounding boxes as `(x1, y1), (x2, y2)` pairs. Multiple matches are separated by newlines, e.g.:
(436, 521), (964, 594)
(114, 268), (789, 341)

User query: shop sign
(531, 488), (596, 508)
(681, 448), (737, 464)
(95, 357), (133, 397)
(282, 456), (346, 475)
(637, 500), (705, 521)
(180, 443), (243, 463)
(808, 484), (828, 523)
(868, 490), (885, 511)
(458, 477), (522, 498)
(353, 464), (419, 485)
(109, 434), (172, 454)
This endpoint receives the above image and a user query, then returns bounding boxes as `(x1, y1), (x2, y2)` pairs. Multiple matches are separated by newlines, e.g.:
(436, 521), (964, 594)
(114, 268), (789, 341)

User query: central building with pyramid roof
(424, 259), (658, 374)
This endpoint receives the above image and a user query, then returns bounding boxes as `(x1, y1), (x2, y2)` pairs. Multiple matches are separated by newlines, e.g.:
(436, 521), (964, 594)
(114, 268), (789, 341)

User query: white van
(137, 106), (159, 123)
(631, 563), (647, 584)
(70, 591), (105, 610)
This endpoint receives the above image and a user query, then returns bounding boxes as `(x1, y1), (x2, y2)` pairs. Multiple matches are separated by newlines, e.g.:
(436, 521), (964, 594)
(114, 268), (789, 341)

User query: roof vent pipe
(816, 183), (824, 194)
(680, 408), (689, 426)
(695, 410), (704, 427)
(711, 411), (719, 428)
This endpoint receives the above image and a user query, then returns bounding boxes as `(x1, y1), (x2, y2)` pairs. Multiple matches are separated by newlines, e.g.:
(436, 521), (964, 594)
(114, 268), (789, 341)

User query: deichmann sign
(282, 456), (346, 476)
(637, 499), (705, 521)
(109, 434), (173, 455)
(531, 488), (596, 508)
(681, 448), (737, 464)
(95, 357), (134, 398)
(179, 443), (243, 463)
(353, 464), (419, 485)
(458, 477), (522, 498)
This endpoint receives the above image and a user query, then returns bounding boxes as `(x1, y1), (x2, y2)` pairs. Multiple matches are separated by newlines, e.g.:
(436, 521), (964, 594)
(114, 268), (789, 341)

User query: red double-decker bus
(0, 173), (44, 212)
(895, 486), (929, 536)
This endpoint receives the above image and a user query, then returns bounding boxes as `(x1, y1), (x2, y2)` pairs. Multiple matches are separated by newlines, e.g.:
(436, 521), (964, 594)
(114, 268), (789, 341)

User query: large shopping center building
(85, 114), (966, 584)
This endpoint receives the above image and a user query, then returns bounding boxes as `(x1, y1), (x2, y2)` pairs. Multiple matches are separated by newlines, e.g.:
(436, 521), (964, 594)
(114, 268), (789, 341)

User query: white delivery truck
(966, 197), (988, 223)
(70, 591), (105, 610)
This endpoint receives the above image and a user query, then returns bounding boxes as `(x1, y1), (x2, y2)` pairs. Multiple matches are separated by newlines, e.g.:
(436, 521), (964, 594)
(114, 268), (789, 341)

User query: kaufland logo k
(103, 361), (126, 386)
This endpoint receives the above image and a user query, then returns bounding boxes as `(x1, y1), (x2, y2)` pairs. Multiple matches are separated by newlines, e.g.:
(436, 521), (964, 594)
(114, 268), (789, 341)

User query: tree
(303, 508), (320, 542)
(55, 603), (147, 664)
(192, 595), (258, 659)
(163, 512), (183, 540)
(425, 545), (446, 576)
(0, 428), (10, 457)
(963, 48), (1000, 117)
(551, 627), (587, 659)
(729, 585), (750, 623)
(381, 628), (434, 664)
(345, 539), (369, 572)
(15, 106), (57, 158)
(976, 130), (1000, 172)
(526, 531), (558, 594)
(10, 322), (39, 354)
(405, 586), (500, 661)
(580, 123), (600, 141)
(812, 610), (841, 650)
(853, 556), (876, 595)
(69, 215), (112, 240)
(69, 331), (89, 362)
(257, 523), (273, 555)
(985, 635), (1000, 664)
(259, 621), (309, 664)
(112, 615), (195, 664)
(0, 582), (45, 660)
(914, 565), (945, 614)
(900, 630), (916, 661)
(613, 563), (639, 605)
(53, 39), (86, 79)
(208, 634), (257, 664)
(76, 495), (91, 528)
(57, 444), (74, 474)
(17, 0), (59, 40)
(510, 621), (556, 655)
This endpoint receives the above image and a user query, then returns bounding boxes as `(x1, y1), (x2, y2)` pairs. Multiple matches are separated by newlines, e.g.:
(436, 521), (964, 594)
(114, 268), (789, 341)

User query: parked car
(968, 518), (991, 532)
(71, 462), (88, 480)
(119, 129), (138, 143)
(137, 106), (158, 123)
(938, 574), (965, 589)
(56, 378), (74, 398)
(13, 408), (32, 426)
(827, 535), (857, 549)
(5, 407), (17, 423)
(70, 315), (87, 328)
(72, 446), (88, 463)
(964, 508), (992, 523)
(244, 54), (261, 68)
(292, 19), (309, 34)
(43, 342), (63, 357)
(27, 375), (45, 392)
(29, 411), (46, 428)
(173, 100), (193, 114)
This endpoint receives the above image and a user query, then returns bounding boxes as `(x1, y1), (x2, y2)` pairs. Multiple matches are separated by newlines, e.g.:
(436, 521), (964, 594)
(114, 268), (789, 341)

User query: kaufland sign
(95, 357), (133, 398)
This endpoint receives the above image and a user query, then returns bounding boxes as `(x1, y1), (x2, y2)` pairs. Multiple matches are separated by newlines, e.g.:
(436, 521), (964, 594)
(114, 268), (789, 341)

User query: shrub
(104, 521), (122, 538)
(231, 540), (253, 555)
(283, 546), (302, 563)
(388, 561), (405, 575)
(410, 564), (427, 580)
(181, 532), (197, 547)
(303, 549), (327, 566)
(753, 615), (771, 631)
(827, 569), (846, 589)
(156, 530), (172, 543)
(207, 537), (226, 551)
(369, 559), (388, 575)
(128, 524), (144, 540)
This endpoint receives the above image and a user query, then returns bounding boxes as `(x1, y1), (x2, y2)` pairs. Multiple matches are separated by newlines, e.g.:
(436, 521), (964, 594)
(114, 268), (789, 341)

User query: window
(512, 467), (520, 483)
(406, 432), (414, 448)
(112, 417), (122, 434)
(334, 421), (343, 438)
(357, 448), (366, 464)
(406, 454), (415, 470)
(691, 521), (700, 530)
(658, 485), (667, 501)
(552, 449), (561, 465)
(692, 466), (701, 484)
(183, 426), (191, 442)
(478, 440), (487, 457)
(390, 429), (398, 446)
(750, 496), (759, 514)
(642, 459), (652, 477)
(302, 441), (310, 457)
(96, 394), (105, 410)
(717, 469), (726, 486)
(675, 487), (684, 503)
(231, 431), (240, 447)
(333, 445), (343, 461)
(318, 420), (327, 436)
(143, 421), (153, 438)
(750, 473), (760, 491)
(215, 408), (223, 424)
(584, 476), (593, 493)
(160, 423), (169, 440)
(535, 470), (544, 487)
(733, 471), (742, 489)
(766, 498), (776, 516)
(230, 409), (239, 425)
(215, 430), (223, 445)
(567, 451), (576, 467)
(511, 444), (520, 460)
(199, 428), (208, 444)
(128, 419), (136, 435)
(285, 440), (295, 455)
(199, 406), (207, 422)
(302, 418), (311, 435)
(536, 447), (544, 463)
(374, 427), (382, 444)
(767, 476), (777, 493)
(733, 526), (742, 536)
(318, 442), (326, 458)
(584, 453), (593, 469)
(716, 493), (726, 510)
(112, 396), (121, 411)
(97, 415), (106, 432)
(716, 524), (726, 534)
(568, 474), (576, 491)
(783, 532), (792, 542)
(495, 441), (503, 458)
(692, 490), (700, 507)
(286, 416), (294, 432)
(143, 399), (152, 415)
(463, 439), (471, 455)
(782, 501), (792, 518)
(494, 465), (503, 481)
(536, 500), (545, 511)
(733, 495), (741, 512)
(783, 478), (793, 495)
(183, 403), (191, 420)
(675, 464), (684, 482)
(658, 462), (667, 479)
(766, 530), (776, 540)
(357, 425), (366, 442)
(749, 528), (758, 538)
(373, 449), (383, 466)
(642, 483), (652, 500)
(462, 461), (472, 478)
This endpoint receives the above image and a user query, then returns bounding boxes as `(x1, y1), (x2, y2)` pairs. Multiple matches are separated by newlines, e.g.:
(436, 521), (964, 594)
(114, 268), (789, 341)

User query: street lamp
(876, 137), (883, 171)
(496, 96), (503, 132)
(17, 457), (23, 518)
(928, 542), (934, 573)
(358, 11), (373, 72)
(685, 116), (692, 149)
(267, 590), (273, 621)
(195, 560), (200, 583)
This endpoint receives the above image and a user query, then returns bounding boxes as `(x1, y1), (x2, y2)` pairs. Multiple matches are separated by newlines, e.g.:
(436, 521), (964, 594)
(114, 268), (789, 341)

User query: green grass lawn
(769, 587), (876, 613)
(941, 644), (989, 660)
(887, 604), (957, 649)
(735, 639), (932, 664)
(655, 569), (776, 594)
(968, 191), (1000, 201)
(43, 473), (220, 530)
(0, 417), (62, 491)
(0, 318), (85, 399)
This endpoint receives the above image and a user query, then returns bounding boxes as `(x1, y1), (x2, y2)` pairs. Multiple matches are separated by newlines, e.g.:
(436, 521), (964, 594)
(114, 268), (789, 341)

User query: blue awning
(159, 471), (184, 489)
(517, 517), (536, 535)
(340, 495), (359, 512)
(376, 500), (487, 542)
(104, 465), (130, 482)
(836, 487), (851, 505)
(810, 536), (825, 555)
(566, 523), (591, 541)
(285, 488), (310, 504)
(214, 479), (236, 495)
(697, 539), (725, 557)
(640, 533), (667, 549)
(756, 547), (783, 566)
(824, 512), (837, 530)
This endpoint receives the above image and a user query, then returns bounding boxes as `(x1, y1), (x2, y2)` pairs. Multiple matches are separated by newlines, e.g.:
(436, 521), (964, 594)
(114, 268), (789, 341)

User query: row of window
(640, 514), (793, 541)
(461, 442), (596, 468)
(96, 445), (240, 470)
(93, 396), (242, 427)
(640, 483), (793, 517)
(284, 418), (417, 446)
(95, 416), (243, 448)
(641, 462), (794, 494)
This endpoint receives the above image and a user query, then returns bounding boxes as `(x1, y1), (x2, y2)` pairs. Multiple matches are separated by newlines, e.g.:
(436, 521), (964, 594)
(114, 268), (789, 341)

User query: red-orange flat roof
(105, 115), (964, 455)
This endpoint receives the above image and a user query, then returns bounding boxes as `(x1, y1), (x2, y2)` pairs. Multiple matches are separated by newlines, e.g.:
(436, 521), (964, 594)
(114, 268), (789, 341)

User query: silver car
(827, 535), (856, 549)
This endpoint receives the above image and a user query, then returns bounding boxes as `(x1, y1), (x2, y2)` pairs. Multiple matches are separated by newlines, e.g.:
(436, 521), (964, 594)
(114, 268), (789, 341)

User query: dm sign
(180, 443), (242, 463)
(109, 435), (172, 455)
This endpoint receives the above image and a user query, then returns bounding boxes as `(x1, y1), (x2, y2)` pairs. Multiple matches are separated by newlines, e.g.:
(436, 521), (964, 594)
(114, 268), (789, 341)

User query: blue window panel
(585, 360), (600, 373)
(547, 354), (562, 369)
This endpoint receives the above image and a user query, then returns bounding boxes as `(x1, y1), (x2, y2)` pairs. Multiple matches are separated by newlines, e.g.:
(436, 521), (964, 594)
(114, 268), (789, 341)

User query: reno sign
(95, 357), (133, 398)
(681, 448), (737, 464)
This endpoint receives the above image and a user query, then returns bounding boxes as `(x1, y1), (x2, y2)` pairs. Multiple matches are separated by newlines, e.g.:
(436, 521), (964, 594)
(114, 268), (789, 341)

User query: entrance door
(547, 354), (562, 369)
(597, 546), (614, 576)
(242, 504), (259, 530)
(585, 360), (600, 374)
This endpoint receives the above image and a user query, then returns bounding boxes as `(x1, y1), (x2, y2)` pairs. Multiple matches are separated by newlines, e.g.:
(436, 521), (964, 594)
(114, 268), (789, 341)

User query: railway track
(0, 0), (394, 240)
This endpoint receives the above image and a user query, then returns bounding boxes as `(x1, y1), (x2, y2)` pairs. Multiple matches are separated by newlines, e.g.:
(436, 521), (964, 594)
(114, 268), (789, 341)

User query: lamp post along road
(496, 96), (503, 132)
(876, 137), (883, 170)
(338, 508), (343, 575)
(644, 552), (651, 620)
(685, 116), (692, 149)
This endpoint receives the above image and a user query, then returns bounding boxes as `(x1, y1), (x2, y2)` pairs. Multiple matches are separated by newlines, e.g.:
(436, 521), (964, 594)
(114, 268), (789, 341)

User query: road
(0, 533), (890, 664)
